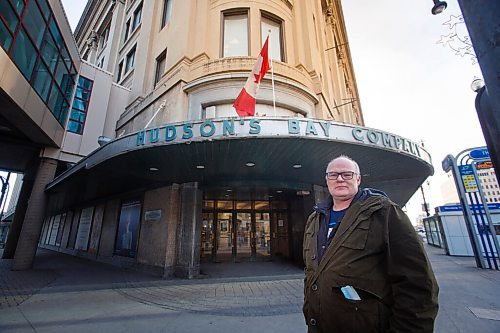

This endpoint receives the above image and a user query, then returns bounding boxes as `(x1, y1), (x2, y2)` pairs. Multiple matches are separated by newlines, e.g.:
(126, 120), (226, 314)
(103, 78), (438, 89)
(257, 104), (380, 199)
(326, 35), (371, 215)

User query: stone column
(289, 195), (311, 264)
(174, 182), (202, 279)
(11, 158), (57, 270)
(2, 155), (40, 259)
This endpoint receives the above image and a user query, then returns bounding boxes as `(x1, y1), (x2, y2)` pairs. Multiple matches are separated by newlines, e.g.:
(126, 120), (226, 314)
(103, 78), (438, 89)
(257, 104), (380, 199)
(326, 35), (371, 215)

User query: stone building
(1, 0), (433, 277)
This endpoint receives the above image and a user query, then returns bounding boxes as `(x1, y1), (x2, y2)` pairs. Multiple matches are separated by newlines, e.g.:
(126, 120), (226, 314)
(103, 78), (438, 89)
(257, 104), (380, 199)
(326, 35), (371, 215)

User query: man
(303, 155), (438, 332)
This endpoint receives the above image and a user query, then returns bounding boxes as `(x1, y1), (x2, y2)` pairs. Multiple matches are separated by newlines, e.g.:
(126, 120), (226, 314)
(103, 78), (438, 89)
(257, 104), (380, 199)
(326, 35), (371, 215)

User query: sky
(340, 0), (485, 220)
(1, 0), (486, 222)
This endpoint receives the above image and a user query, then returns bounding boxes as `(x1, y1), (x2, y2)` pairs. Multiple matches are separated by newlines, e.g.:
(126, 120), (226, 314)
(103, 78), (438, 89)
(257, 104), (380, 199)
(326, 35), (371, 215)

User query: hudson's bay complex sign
(135, 118), (428, 162)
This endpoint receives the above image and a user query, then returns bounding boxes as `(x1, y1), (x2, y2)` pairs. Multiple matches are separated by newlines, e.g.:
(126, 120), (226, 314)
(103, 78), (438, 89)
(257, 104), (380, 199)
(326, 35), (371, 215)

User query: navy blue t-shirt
(328, 209), (347, 239)
(317, 208), (348, 262)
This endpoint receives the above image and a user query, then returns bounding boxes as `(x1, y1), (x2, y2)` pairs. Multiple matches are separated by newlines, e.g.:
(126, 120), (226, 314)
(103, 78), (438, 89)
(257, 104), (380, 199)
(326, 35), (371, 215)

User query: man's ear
(357, 175), (362, 185)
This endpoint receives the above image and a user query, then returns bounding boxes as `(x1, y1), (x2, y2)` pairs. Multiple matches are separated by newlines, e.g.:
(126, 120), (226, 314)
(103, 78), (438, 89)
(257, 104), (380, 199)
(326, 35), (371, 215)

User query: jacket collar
(313, 188), (388, 214)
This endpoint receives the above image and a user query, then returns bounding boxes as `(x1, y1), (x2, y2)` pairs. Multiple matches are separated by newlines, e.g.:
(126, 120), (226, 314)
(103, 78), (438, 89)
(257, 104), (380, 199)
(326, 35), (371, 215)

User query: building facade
(1, 0), (433, 278)
(478, 168), (500, 204)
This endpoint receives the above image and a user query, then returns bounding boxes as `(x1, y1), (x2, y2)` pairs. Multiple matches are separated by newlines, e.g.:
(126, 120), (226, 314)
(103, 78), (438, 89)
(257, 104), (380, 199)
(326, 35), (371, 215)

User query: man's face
(326, 158), (361, 202)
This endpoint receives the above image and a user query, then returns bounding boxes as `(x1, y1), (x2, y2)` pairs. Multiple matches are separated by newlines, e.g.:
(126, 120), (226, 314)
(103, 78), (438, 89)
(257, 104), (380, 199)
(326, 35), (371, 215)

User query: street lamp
(470, 77), (485, 93)
(431, 1), (500, 189)
(420, 182), (430, 217)
(431, 0), (447, 15)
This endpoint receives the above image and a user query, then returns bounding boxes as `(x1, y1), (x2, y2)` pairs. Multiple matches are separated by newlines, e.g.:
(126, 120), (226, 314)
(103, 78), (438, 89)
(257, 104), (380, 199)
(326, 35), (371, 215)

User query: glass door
(216, 212), (233, 261)
(200, 212), (215, 260)
(255, 212), (271, 258)
(236, 212), (252, 260)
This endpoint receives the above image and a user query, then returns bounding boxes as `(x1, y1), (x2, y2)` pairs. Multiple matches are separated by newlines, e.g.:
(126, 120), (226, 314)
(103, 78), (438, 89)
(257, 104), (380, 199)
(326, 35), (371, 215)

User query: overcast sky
(53, 0), (486, 222)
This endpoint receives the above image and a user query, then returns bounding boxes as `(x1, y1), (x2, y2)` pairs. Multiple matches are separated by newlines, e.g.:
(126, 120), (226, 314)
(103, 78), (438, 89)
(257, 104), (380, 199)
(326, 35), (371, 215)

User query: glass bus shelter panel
(236, 212), (252, 259)
(217, 212), (233, 260)
(255, 212), (271, 258)
(424, 216), (443, 248)
(201, 212), (215, 260)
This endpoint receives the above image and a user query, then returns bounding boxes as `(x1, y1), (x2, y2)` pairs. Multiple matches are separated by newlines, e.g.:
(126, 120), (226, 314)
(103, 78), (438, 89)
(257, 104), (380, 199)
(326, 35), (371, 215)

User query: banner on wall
(114, 200), (141, 258)
(75, 207), (94, 250)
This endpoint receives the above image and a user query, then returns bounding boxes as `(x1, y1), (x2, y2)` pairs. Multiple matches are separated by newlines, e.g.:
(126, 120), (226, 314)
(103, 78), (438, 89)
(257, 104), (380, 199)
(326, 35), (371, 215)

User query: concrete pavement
(1, 245), (500, 332)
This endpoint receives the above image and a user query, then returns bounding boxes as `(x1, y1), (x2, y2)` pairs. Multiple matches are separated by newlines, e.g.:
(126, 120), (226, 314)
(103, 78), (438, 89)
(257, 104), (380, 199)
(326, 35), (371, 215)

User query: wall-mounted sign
(75, 207), (94, 250)
(144, 209), (162, 221)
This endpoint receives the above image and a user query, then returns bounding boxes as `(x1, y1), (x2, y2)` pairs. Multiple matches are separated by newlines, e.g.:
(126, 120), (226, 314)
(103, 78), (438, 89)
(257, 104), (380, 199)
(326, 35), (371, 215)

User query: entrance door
(202, 200), (289, 262)
(201, 212), (215, 260)
(216, 212), (233, 261)
(271, 211), (289, 257)
(215, 212), (252, 262)
(255, 212), (271, 258)
(235, 212), (252, 260)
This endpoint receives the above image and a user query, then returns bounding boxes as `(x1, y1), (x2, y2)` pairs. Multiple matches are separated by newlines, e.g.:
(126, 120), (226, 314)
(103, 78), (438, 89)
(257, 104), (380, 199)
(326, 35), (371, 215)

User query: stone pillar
(288, 185), (328, 264)
(2, 156), (40, 259)
(174, 182), (202, 279)
(163, 184), (180, 278)
(313, 184), (329, 204)
(87, 31), (98, 65)
(289, 194), (313, 264)
(11, 158), (57, 270)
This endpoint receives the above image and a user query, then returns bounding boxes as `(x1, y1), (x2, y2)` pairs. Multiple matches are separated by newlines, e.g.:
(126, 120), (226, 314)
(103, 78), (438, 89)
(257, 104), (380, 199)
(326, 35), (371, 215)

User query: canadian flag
(233, 37), (270, 117)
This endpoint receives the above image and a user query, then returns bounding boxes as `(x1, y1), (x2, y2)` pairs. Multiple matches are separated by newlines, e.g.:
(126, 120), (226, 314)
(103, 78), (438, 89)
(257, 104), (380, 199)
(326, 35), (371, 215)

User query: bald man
(303, 155), (438, 333)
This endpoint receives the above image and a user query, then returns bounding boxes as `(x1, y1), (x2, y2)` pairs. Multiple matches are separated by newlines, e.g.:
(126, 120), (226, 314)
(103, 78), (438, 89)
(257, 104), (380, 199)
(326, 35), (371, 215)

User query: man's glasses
(325, 171), (358, 180)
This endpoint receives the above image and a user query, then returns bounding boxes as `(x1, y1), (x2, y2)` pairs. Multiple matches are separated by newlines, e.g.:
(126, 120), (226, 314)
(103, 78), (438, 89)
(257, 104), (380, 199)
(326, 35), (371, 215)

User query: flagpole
(268, 30), (276, 116)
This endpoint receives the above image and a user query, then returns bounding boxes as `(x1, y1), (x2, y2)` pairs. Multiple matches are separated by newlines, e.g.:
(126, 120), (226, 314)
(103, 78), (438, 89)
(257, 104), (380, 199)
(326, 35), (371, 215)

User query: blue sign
(469, 148), (490, 160)
(437, 203), (500, 213)
(458, 165), (474, 175)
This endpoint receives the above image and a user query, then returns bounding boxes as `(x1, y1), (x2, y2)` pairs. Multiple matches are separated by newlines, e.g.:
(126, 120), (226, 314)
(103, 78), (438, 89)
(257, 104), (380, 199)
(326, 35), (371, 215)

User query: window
(0, 15), (14, 50)
(117, 61), (123, 82)
(261, 14), (284, 61)
(33, 61), (51, 101)
(161, 0), (173, 28)
(154, 51), (166, 86)
(222, 11), (248, 57)
(11, 27), (37, 79)
(125, 46), (136, 72)
(0, 1), (20, 38)
(99, 22), (110, 50)
(124, 19), (130, 41)
(23, 0), (45, 48)
(0, 0), (76, 126)
(132, 3), (142, 31)
(114, 200), (142, 258)
(67, 76), (93, 135)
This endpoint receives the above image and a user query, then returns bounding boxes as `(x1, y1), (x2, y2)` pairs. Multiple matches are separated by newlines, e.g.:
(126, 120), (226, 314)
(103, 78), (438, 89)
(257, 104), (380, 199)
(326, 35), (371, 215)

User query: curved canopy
(46, 118), (433, 211)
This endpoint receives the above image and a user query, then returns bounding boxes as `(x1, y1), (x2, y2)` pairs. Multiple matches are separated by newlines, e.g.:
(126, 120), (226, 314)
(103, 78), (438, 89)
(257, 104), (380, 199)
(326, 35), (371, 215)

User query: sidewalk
(1, 245), (499, 332)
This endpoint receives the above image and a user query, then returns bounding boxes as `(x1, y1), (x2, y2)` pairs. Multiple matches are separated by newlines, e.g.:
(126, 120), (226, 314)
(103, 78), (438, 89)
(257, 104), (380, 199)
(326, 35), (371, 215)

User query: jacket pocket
(340, 219), (370, 250)
(331, 286), (388, 333)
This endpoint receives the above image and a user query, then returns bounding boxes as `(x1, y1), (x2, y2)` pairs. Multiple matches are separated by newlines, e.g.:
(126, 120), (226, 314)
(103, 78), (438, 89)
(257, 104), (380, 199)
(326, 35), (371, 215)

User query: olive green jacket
(303, 194), (439, 333)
